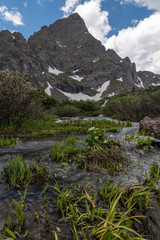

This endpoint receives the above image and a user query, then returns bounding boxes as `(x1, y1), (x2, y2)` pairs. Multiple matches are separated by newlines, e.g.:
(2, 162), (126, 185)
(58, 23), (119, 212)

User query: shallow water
(0, 120), (160, 239)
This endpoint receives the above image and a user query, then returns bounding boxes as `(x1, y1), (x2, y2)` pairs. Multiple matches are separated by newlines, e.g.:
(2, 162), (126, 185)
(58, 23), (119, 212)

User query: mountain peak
(0, 13), (160, 101)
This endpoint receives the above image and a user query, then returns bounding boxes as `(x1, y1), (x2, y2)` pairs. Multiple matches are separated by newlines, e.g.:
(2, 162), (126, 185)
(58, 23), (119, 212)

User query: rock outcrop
(139, 116), (160, 138)
(0, 13), (160, 101)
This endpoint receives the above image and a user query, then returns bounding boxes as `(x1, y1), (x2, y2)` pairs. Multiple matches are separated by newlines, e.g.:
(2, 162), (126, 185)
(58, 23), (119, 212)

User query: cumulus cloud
(122, 0), (160, 10)
(0, 5), (24, 26)
(62, 0), (111, 44)
(61, 0), (81, 15)
(61, 0), (160, 73)
(105, 12), (160, 73)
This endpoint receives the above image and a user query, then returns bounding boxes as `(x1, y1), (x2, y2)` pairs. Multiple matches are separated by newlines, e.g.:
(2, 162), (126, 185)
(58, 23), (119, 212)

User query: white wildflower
(88, 127), (95, 131)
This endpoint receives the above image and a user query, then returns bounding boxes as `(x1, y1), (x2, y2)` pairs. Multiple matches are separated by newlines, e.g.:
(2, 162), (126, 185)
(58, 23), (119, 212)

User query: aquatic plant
(0, 136), (18, 147)
(125, 132), (152, 150)
(143, 162), (160, 198)
(12, 199), (26, 232)
(50, 135), (82, 162)
(52, 182), (146, 240)
(137, 137), (152, 150)
(0, 198), (29, 239)
(0, 114), (132, 137)
(2, 155), (48, 187)
(85, 127), (106, 146)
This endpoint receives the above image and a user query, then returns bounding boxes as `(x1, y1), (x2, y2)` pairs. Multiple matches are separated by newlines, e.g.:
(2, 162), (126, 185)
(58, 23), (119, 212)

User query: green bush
(0, 70), (42, 127)
(54, 105), (79, 117)
(103, 86), (160, 121)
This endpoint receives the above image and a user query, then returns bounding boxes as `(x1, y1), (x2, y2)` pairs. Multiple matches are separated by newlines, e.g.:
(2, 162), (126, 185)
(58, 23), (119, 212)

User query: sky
(0, 0), (160, 74)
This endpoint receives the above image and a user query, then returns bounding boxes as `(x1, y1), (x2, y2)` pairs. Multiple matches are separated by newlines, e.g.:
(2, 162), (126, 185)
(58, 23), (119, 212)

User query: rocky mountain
(0, 13), (160, 102)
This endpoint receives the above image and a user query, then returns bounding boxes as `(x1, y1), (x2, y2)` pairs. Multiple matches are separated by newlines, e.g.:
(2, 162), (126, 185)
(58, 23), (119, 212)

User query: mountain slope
(0, 13), (160, 101)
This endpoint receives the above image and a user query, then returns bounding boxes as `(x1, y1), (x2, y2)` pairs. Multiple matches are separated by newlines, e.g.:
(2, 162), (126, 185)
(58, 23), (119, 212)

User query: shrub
(103, 86), (160, 121)
(54, 105), (79, 117)
(0, 70), (41, 127)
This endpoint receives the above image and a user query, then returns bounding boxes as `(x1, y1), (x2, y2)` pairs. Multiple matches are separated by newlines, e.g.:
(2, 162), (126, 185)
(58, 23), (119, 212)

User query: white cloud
(61, 0), (81, 15)
(0, 5), (24, 26)
(105, 12), (160, 73)
(62, 0), (111, 44)
(122, 0), (160, 10)
(61, 0), (160, 73)
(37, 0), (54, 6)
(23, 1), (28, 8)
(131, 19), (139, 26)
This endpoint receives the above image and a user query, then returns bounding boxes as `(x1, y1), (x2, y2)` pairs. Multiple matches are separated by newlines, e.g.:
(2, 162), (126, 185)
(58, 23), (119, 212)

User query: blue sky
(0, 0), (160, 73)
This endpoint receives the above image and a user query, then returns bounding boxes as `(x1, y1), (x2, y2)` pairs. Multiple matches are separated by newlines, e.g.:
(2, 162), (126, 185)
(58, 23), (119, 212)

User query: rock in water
(139, 116), (160, 138)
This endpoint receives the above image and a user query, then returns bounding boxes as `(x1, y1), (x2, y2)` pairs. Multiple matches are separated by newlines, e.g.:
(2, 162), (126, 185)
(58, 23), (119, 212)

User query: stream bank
(0, 118), (160, 239)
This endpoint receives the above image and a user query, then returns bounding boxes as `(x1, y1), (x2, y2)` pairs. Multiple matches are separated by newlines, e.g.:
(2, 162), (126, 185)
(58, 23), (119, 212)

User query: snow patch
(108, 92), (115, 97)
(120, 60), (123, 63)
(42, 71), (45, 75)
(135, 76), (144, 88)
(48, 66), (64, 75)
(95, 81), (110, 101)
(116, 77), (123, 82)
(56, 41), (66, 48)
(93, 58), (99, 63)
(69, 75), (83, 82)
(45, 82), (53, 96)
(72, 69), (79, 74)
(58, 90), (93, 101)
(77, 45), (81, 49)
(152, 83), (160, 86)
(102, 100), (108, 107)
(57, 80), (110, 101)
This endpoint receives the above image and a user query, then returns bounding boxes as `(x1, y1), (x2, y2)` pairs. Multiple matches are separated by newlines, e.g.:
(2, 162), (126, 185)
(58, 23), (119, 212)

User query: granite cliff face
(0, 13), (160, 101)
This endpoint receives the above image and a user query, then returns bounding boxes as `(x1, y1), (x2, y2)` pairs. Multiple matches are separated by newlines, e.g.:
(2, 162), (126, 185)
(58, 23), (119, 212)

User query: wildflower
(95, 136), (99, 140)
(110, 135), (113, 138)
(88, 127), (95, 131)
(104, 140), (108, 143)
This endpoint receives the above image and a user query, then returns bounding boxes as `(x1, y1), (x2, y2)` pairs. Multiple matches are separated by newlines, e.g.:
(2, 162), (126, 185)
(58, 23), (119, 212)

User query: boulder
(139, 116), (160, 138)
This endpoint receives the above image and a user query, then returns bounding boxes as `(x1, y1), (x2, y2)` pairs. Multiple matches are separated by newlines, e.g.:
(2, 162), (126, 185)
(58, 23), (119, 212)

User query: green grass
(0, 136), (18, 147)
(2, 155), (48, 188)
(52, 182), (147, 240)
(50, 132), (128, 175)
(0, 113), (132, 137)
(50, 135), (82, 162)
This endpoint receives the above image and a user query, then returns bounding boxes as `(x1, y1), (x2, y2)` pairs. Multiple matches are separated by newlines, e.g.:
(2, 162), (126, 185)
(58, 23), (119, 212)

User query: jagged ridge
(0, 13), (160, 101)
